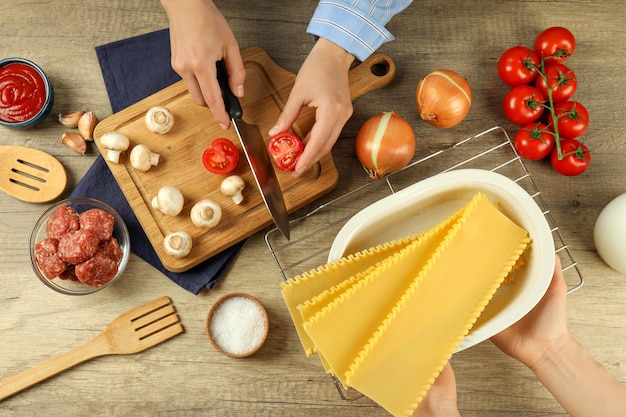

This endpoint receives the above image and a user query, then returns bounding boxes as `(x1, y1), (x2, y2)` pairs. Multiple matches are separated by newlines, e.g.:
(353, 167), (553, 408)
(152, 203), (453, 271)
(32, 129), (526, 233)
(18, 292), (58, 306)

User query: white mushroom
(130, 144), (160, 171)
(100, 131), (130, 163)
(151, 185), (184, 216)
(190, 199), (222, 228)
(163, 231), (192, 258)
(145, 105), (174, 134)
(220, 175), (245, 205)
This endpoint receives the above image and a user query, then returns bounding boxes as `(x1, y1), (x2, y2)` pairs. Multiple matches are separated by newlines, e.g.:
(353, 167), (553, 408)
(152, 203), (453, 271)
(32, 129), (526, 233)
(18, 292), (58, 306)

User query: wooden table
(2, 1), (625, 415)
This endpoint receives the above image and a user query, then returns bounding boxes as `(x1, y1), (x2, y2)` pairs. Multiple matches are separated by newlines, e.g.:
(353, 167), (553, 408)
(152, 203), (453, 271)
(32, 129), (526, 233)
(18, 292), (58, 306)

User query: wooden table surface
(2, 1), (625, 416)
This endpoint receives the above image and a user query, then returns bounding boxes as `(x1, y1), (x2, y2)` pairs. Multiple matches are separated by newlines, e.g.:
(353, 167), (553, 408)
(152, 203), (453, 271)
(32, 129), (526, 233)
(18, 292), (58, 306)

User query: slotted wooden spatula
(0, 296), (183, 401)
(0, 145), (67, 203)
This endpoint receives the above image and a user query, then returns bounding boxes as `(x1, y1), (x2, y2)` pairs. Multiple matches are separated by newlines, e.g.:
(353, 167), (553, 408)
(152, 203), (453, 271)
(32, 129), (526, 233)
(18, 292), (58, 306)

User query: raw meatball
(79, 208), (115, 241)
(57, 229), (100, 264)
(58, 265), (79, 282)
(75, 251), (118, 287)
(34, 238), (68, 279)
(99, 237), (123, 262)
(46, 206), (80, 240)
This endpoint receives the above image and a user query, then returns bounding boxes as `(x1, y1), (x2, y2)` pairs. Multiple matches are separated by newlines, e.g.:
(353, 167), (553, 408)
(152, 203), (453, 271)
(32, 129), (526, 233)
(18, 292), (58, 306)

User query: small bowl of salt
(207, 292), (269, 358)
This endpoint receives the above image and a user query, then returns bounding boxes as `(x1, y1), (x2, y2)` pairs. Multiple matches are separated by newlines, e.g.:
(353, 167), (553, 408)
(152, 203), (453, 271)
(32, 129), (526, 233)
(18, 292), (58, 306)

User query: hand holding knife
(216, 60), (290, 240)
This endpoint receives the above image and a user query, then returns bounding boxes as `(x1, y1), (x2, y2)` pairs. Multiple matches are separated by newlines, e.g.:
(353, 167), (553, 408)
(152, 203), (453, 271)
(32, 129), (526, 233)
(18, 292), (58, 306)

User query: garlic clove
(78, 111), (99, 141)
(61, 132), (87, 155)
(58, 110), (85, 128)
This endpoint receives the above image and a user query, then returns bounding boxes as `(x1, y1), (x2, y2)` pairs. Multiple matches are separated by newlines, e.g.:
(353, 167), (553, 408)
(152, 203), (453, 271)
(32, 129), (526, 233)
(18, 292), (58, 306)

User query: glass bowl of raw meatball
(29, 197), (130, 295)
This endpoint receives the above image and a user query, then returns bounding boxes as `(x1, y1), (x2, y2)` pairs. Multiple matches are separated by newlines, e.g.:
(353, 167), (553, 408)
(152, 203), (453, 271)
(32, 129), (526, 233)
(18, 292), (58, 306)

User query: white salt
(210, 296), (267, 355)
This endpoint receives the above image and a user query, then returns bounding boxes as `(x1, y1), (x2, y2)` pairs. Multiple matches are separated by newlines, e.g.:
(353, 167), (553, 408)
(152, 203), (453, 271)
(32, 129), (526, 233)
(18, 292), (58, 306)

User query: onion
(416, 69), (472, 128)
(355, 112), (416, 179)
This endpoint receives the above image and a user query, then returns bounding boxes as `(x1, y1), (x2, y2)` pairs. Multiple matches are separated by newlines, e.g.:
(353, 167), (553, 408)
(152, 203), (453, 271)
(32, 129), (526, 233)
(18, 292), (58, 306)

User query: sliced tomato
(267, 132), (303, 171)
(202, 138), (239, 174)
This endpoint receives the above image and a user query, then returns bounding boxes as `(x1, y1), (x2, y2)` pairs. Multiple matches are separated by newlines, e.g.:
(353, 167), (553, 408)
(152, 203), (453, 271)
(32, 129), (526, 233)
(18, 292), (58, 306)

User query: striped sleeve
(306, 0), (413, 61)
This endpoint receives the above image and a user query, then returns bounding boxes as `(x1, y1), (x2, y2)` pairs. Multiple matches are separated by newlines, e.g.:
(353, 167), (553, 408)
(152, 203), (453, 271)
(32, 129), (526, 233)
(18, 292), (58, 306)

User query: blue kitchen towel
(70, 28), (245, 294)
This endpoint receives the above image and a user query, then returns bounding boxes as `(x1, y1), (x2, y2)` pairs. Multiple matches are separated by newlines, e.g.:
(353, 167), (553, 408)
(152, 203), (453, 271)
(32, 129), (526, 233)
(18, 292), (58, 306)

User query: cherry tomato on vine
(534, 26), (576, 64)
(202, 138), (240, 174)
(513, 122), (555, 161)
(498, 46), (540, 86)
(267, 132), (303, 171)
(555, 100), (589, 139)
(535, 63), (577, 103)
(503, 85), (545, 125)
(551, 138), (590, 176)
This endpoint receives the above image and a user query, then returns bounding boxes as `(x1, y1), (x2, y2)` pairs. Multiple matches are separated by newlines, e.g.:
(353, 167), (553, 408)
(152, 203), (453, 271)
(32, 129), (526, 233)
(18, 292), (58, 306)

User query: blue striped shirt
(307, 0), (413, 61)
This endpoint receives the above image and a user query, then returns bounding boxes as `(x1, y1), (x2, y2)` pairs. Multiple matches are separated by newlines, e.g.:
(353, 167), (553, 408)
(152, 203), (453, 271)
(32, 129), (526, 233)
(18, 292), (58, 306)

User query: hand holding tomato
(267, 38), (355, 176)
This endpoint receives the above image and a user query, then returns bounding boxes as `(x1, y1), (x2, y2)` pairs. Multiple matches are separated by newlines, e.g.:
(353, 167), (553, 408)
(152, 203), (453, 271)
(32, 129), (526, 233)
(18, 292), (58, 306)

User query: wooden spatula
(0, 296), (183, 401)
(0, 145), (67, 203)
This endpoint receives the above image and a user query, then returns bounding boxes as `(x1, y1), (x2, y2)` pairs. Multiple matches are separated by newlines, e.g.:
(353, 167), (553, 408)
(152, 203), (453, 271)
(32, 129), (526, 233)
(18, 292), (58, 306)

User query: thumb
(269, 93), (304, 136)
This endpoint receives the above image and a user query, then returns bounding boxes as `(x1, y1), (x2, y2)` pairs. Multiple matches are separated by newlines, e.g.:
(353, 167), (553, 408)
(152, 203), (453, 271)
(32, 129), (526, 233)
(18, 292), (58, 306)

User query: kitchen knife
(216, 60), (290, 240)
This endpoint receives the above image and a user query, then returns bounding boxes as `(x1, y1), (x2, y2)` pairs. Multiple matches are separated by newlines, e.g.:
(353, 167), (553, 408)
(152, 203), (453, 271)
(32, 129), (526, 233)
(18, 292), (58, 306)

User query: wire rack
(264, 125), (584, 401)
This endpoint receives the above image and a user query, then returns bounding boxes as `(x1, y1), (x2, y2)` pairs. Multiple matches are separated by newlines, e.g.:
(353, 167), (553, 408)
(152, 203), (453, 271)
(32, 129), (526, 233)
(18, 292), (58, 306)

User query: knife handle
(216, 60), (243, 120)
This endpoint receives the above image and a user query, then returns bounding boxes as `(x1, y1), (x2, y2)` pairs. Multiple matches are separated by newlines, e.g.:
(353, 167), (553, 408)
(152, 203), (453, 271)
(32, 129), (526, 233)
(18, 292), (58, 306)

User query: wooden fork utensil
(0, 145), (67, 203)
(0, 296), (183, 401)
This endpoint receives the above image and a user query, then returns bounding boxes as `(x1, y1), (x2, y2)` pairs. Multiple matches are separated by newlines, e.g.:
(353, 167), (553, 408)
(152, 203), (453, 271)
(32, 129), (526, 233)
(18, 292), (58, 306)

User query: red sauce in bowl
(0, 62), (47, 123)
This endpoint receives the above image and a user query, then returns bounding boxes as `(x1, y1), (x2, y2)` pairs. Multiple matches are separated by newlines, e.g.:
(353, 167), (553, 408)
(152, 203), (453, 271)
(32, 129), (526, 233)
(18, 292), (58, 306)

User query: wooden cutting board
(93, 46), (396, 272)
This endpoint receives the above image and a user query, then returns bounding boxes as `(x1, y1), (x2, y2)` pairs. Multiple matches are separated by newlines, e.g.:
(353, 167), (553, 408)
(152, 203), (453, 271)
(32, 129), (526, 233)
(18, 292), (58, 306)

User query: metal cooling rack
(264, 125), (584, 401)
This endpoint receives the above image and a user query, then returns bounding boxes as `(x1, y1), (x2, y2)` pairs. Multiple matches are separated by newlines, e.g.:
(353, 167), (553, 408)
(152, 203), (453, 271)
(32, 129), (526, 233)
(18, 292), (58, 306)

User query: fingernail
(219, 123), (228, 130)
(235, 85), (244, 97)
(268, 125), (279, 136)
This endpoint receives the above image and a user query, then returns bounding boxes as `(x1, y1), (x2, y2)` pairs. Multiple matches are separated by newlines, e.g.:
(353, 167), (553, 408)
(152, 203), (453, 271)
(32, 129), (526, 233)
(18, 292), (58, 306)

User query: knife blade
(216, 60), (290, 240)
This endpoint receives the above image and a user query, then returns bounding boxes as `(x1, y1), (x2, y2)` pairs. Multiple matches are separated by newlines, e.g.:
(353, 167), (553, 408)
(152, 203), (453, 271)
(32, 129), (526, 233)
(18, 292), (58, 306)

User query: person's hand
(490, 254), (570, 369)
(269, 38), (355, 177)
(160, 0), (245, 129)
(411, 362), (461, 417)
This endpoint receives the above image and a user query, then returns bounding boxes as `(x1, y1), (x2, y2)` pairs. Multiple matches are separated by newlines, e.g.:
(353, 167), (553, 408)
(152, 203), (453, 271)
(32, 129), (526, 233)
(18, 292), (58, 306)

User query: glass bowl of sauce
(0, 58), (54, 129)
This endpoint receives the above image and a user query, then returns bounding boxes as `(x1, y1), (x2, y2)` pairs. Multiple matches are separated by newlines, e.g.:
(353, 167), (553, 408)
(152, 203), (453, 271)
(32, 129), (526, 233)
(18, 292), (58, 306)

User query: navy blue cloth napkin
(70, 28), (245, 294)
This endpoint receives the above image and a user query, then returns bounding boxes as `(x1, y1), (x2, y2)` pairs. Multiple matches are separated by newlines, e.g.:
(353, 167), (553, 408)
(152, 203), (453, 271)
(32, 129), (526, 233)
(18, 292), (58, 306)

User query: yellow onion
(416, 69), (472, 128)
(355, 112), (416, 179)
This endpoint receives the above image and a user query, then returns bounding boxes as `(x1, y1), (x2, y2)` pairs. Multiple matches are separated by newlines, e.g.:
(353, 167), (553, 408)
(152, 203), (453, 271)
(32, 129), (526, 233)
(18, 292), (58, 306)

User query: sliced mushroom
(151, 185), (184, 216)
(130, 144), (160, 172)
(145, 105), (174, 134)
(100, 131), (130, 163)
(163, 231), (192, 258)
(190, 199), (222, 228)
(220, 175), (245, 205)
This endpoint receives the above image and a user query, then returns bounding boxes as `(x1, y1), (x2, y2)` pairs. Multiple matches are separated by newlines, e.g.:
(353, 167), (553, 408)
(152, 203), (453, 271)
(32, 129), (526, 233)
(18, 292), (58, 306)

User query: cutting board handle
(348, 53), (396, 101)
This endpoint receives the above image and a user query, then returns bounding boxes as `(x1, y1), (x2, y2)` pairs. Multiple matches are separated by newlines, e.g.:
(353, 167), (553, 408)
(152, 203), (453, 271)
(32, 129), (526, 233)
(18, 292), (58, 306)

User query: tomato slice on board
(267, 132), (304, 171)
(202, 138), (240, 174)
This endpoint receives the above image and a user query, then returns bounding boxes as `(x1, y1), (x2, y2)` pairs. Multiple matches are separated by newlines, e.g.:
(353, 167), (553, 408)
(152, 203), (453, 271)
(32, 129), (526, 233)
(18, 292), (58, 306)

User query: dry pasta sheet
(281, 193), (530, 417)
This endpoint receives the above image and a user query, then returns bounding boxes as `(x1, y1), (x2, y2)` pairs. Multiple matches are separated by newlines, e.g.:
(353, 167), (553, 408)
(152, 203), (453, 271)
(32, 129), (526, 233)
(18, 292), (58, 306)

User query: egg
(594, 192), (626, 274)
